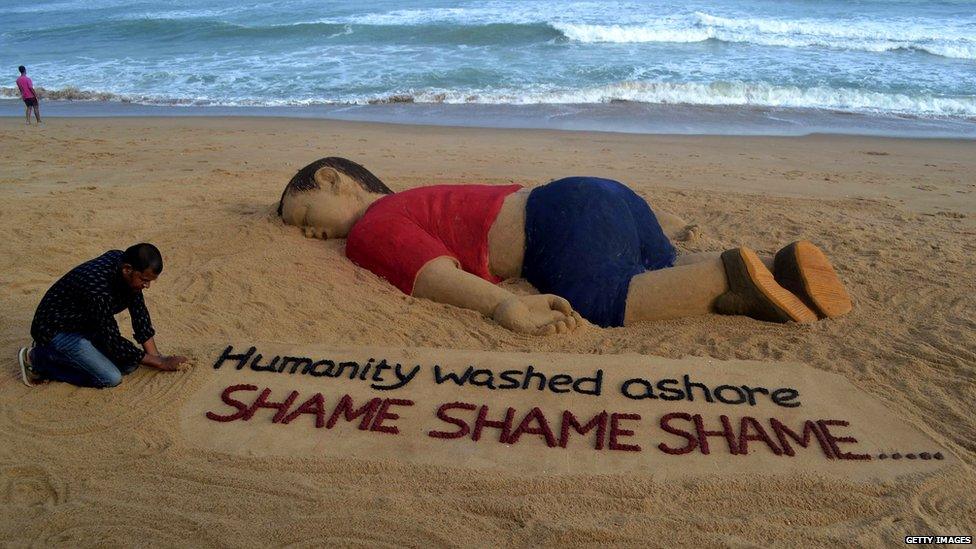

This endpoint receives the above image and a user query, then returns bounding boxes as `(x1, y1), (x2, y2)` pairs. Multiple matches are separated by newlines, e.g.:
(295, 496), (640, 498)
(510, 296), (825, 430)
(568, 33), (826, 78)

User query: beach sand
(0, 117), (973, 546)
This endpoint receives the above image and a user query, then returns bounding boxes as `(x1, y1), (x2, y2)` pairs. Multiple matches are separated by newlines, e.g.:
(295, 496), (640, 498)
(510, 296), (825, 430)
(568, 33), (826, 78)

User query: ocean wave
(552, 14), (976, 60)
(1, 86), (202, 104)
(304, 7), (976, 59)
(335, 6), (545, 26)
(693, 12), (971, 43)
(2, 86), (117, 101)
(10, 18), (561, 46)
(6, 81), (974, 117)
(15, 18), (347, 41)
(11, 11), (973, 59)
(399, 82), (976, 116)
(553, 22), (709, 44)
(263, 20), (561, 45)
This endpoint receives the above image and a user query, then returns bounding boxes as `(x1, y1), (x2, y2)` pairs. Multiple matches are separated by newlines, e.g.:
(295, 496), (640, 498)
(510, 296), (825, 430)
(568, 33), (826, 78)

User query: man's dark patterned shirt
(31, 250), (154, 367)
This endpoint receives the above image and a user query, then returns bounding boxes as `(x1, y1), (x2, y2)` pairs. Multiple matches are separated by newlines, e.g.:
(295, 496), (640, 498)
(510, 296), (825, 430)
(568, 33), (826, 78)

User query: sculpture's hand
(492, 294), (582, 335)
(413, 258), (581, 335)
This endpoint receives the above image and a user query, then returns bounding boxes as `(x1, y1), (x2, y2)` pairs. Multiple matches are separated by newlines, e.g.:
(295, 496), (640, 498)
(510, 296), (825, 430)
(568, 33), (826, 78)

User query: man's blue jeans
(32, 333), (138, 388)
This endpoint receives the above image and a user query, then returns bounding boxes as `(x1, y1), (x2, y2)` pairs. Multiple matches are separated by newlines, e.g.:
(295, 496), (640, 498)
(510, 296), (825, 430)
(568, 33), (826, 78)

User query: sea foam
(553, 13), (976, 60)
(7, 81), (974, 118)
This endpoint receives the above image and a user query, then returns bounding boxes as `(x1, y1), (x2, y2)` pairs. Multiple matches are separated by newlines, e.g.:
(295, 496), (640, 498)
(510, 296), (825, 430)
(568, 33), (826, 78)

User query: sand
(0, 117), (973, 546)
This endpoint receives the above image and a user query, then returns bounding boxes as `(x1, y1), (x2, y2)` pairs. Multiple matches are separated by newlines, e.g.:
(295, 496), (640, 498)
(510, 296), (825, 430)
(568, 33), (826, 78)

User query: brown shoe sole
(774, 241), (853, 319)
(720, 247), (819, 323)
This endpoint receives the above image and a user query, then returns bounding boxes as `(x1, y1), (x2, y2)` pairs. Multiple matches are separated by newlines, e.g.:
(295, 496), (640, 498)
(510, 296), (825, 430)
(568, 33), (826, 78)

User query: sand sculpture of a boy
(278, 157), (852, 334)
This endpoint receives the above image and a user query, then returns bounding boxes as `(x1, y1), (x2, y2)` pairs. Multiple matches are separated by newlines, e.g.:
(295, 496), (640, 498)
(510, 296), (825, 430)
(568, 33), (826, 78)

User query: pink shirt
(16, 75), (34, 99)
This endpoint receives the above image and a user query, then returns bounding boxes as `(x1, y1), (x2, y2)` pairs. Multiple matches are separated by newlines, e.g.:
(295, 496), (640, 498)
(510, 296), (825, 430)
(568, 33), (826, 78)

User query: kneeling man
(18, 243), (187, 388)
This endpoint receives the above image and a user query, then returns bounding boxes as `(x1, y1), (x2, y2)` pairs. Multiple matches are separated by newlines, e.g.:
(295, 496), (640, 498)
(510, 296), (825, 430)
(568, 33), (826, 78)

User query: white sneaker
(18, 343), (41, 387)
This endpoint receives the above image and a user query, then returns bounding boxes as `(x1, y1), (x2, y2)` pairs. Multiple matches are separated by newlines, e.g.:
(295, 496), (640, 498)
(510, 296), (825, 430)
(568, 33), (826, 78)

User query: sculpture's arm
(413, 257), (580, 335)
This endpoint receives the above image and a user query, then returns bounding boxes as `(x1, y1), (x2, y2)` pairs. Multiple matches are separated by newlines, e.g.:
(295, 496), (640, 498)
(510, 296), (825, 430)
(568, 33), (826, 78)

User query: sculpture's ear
(312, 166), (341, 190)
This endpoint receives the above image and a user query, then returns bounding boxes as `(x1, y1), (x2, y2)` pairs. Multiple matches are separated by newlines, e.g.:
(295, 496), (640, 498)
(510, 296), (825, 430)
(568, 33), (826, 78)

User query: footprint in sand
(281, 521), (453, 549)
(1, 466), (62, 507)
(37, 520), (190, 547)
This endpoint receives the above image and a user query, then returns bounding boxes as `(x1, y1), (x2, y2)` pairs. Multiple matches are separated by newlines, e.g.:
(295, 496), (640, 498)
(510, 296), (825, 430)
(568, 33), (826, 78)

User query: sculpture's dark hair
(122, 243), (163, 274)
(277, 157), (392, 216)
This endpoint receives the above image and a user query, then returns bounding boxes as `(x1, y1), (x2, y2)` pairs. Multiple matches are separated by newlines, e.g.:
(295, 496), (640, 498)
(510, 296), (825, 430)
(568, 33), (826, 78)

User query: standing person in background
(16, 66), (41, 125)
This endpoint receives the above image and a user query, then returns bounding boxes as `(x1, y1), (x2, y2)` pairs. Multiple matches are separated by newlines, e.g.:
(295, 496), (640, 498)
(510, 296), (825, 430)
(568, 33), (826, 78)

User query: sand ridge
(0, 117), (973, 546)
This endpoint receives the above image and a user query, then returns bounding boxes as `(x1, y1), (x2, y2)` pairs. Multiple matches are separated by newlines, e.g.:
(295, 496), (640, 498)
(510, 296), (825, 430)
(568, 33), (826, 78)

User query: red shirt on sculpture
(346, 184), (522, 294)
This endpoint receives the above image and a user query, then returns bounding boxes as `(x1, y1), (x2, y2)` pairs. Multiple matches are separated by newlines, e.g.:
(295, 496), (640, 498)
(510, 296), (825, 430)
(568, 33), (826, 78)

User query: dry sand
(0, 117), (974, 547)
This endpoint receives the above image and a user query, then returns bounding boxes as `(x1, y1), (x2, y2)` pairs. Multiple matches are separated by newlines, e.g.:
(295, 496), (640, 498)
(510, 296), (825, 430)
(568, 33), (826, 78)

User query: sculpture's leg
(623, 250), (817, 325)
(654, 210), (690, 241)
(675, 251), (775, 270)
(623, 254), (728, 324)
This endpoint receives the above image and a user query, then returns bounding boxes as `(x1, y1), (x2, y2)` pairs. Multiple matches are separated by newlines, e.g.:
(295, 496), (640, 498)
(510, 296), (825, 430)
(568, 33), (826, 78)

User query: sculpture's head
(277, 157), (392, 239)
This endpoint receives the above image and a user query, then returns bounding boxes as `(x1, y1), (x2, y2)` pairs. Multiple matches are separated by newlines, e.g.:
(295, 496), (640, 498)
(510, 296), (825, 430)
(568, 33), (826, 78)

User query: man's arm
(88, 296), (149, 371)
(129, 291), (156, 344)
(82, 297), (184, 372)
(128, 293), (186, 370)
(412, 257), (580, 335)
(143, 337), (160, 357)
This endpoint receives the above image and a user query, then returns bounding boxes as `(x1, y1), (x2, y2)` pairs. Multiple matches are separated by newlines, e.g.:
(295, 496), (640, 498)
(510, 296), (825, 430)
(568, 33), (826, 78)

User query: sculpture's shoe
(774, 240), (853, 319)
(716, 247), (819, 324)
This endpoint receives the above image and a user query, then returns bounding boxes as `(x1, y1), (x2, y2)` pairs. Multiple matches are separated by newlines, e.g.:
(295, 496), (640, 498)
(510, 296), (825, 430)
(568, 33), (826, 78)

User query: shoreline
(4, 98), (976, 139)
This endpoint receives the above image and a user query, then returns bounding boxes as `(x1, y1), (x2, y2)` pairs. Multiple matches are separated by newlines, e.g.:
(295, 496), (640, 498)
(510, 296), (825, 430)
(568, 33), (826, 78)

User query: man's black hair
(277, 157), (392, 216)
(123, 243), (163, 274)
(18, 66), (26, 74)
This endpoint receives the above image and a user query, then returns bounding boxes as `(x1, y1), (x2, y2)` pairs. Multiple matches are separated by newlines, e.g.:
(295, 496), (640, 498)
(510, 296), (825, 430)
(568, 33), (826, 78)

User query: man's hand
(157, 355), (189, 371)
(141, 353), (189, 371)
(492, 294), (582, 335)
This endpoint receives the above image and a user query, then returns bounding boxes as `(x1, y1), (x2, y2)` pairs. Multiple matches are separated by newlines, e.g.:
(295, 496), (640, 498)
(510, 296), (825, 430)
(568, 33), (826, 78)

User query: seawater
(2, 0), (975, 119)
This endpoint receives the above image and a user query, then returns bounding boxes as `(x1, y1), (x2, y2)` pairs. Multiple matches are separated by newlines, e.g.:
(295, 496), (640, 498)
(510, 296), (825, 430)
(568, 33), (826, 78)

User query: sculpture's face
(279, 167), (377, 239)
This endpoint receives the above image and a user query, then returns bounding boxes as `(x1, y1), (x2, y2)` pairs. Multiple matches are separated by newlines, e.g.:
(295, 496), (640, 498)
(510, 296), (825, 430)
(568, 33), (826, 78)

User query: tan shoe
(774, 241), (853, 319)
(716, 247), (819, 323)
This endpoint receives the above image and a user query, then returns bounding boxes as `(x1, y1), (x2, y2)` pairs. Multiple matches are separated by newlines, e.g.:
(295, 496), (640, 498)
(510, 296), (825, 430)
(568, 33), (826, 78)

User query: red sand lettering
(207, 386), (869, 461)
(658, 413), (867, 459)
(429, 401), (634, 451)
(205, 384), (414, 434)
